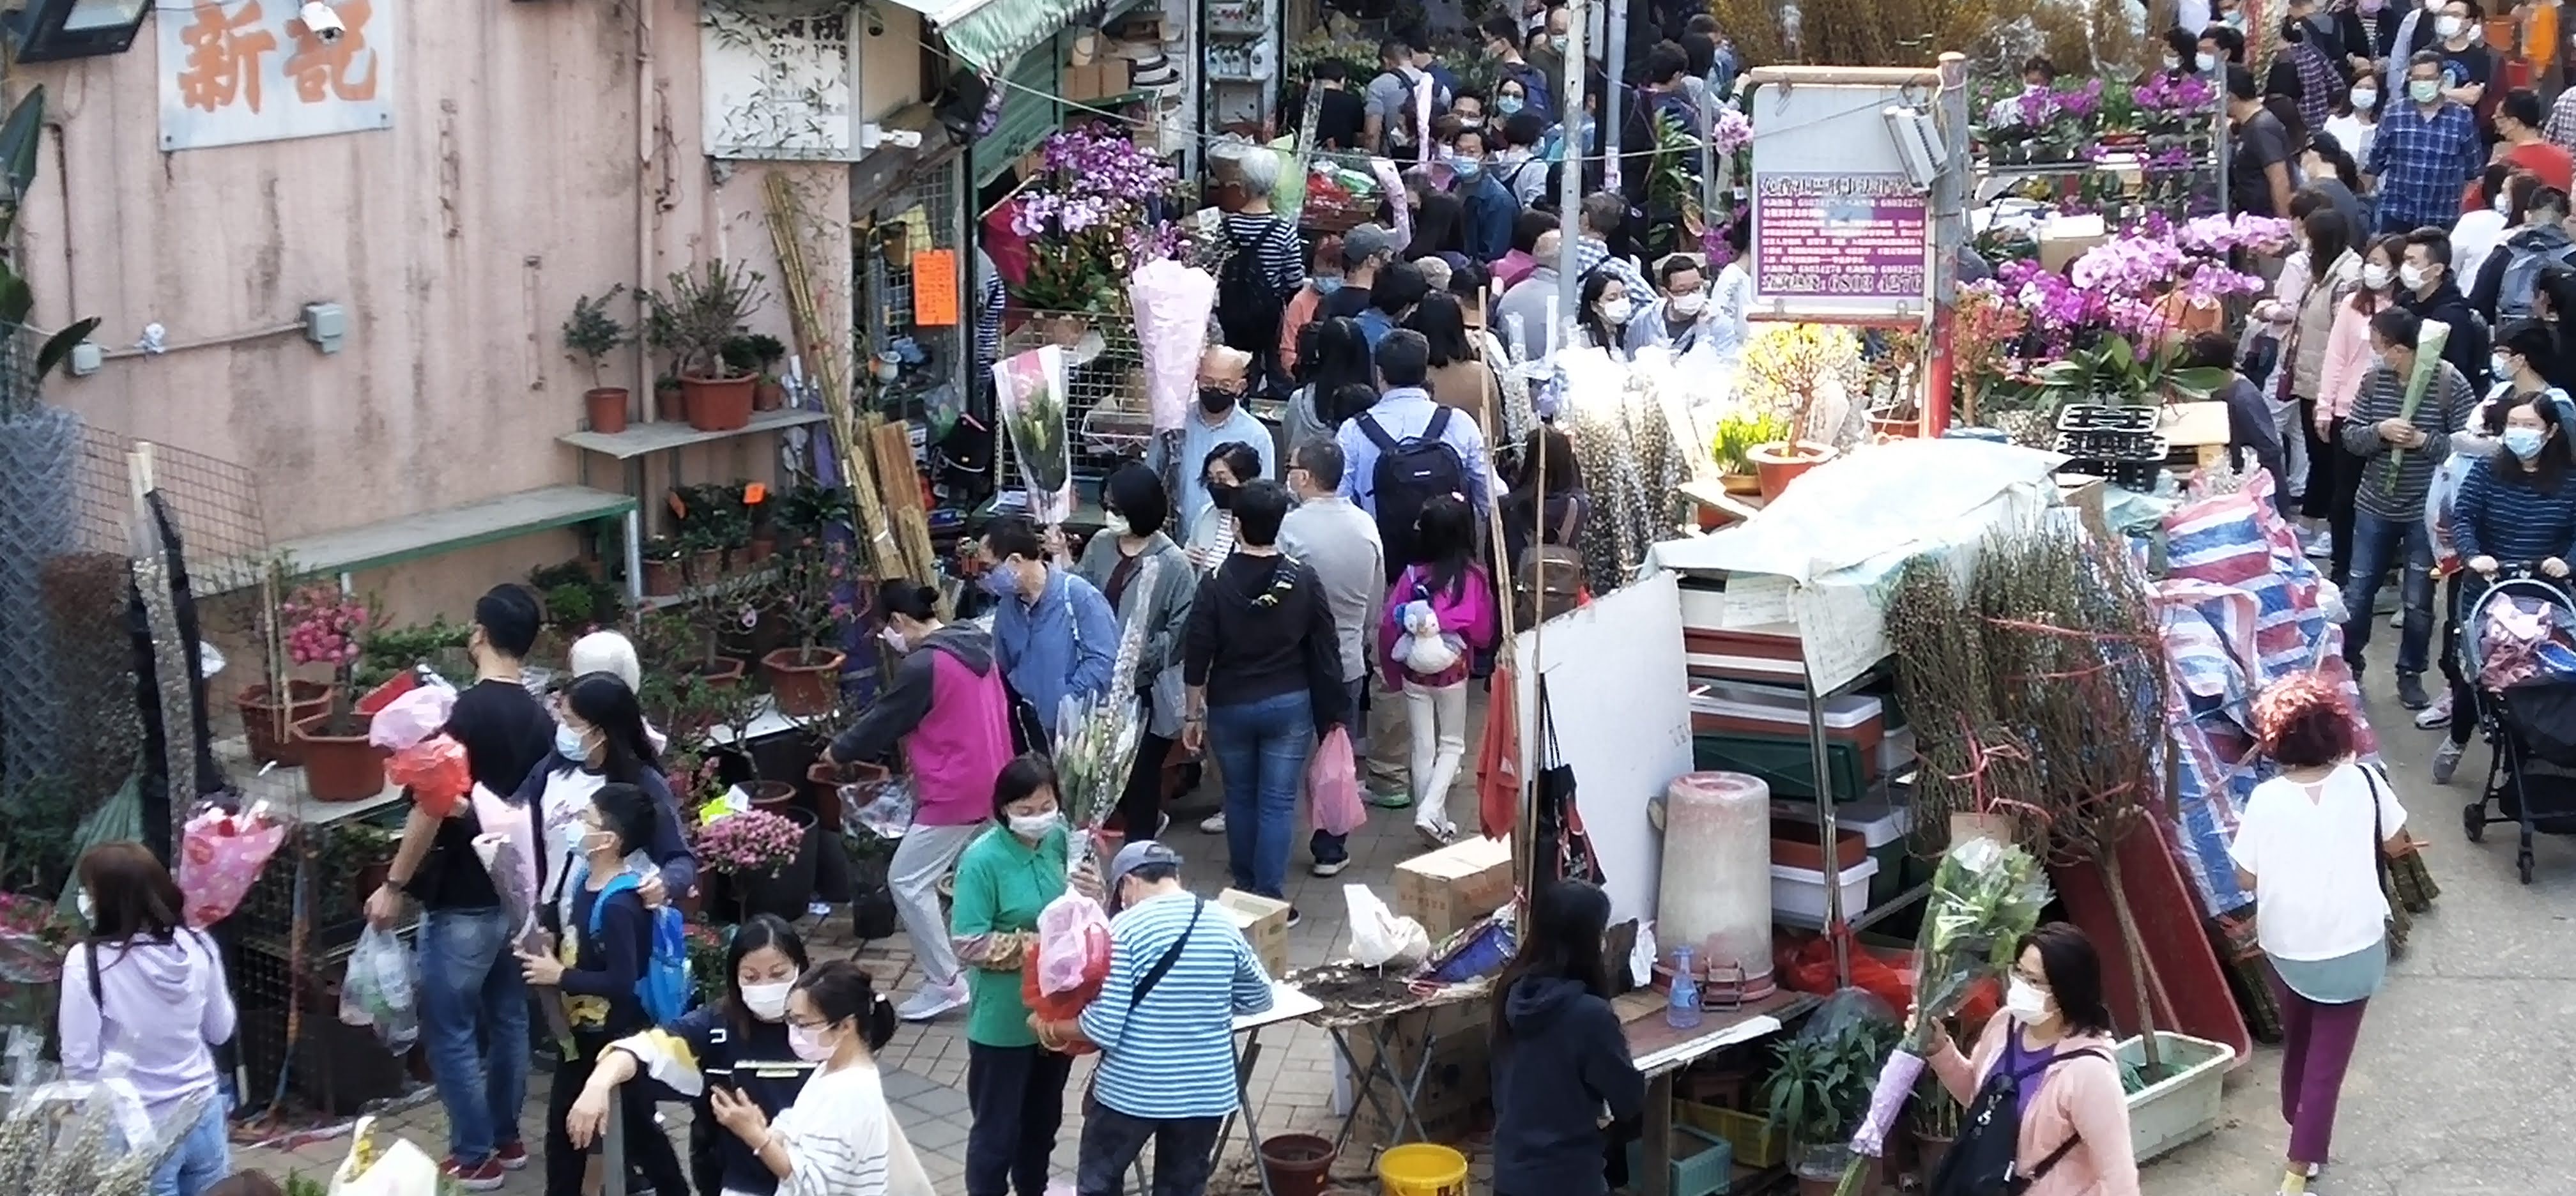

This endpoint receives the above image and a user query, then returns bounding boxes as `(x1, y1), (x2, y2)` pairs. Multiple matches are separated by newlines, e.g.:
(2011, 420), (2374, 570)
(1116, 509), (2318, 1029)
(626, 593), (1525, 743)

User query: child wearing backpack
(1376, 494), (1499, 843)
(521, 781), (694, 1196)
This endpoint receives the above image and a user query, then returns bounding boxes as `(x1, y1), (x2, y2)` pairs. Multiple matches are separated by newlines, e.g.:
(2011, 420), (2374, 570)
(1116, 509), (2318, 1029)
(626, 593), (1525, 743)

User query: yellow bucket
(1377, 1143), (1469, 1196)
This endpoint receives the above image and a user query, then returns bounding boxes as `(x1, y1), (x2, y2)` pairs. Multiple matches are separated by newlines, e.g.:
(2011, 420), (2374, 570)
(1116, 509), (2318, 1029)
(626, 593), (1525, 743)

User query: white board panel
(1512, 571), (1693, 924)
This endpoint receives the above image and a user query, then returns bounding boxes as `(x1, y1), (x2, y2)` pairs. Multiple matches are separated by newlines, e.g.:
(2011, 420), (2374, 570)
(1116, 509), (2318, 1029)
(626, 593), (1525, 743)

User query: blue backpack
(590, 872), (690, 1023)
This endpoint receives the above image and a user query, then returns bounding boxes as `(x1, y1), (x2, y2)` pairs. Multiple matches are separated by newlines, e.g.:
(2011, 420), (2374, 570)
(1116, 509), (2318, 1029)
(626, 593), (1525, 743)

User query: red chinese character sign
(1751, 173), (1929, 305)
(158, 0), (392, 151)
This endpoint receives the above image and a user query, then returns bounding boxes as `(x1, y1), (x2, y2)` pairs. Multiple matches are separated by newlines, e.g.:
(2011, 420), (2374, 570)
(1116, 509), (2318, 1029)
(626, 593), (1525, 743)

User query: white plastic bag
(339, 924), (419, 1052)
(1344, 884), (1430, 969)
(330, 1116), (441, 1196)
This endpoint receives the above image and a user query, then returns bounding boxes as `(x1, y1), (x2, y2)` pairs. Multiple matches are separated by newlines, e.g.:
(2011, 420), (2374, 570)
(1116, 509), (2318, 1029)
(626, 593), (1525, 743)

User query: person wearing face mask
(1623, 255), (1719, 359)
(1276, 235), (1346, 378)
(1073, 466), (1199, 838)
(566, 916), (814, 1196)
(950, 756), (1107, 1196)
(1149, 344), (1276, 542)
(512, 673), (694, 922)
(518, 783), (695, 1196)
(2327, 76), (2382, 162)
(825, 579), (1015, 1020)
(709, 960), (935, 1196)
(1913, 923), (2139, 1196)
(2341, 305), (2480, 707)
(1574, 270), (1633, 353)
(1449, 128), (1514, 264)
(2232, 675), (2412, 1196)
(2398, 226), (2496, 390)
(1482, 15), (1556, 122)
(2430, 0), (2494, 108)
(982, 518), (1122, 740)
(2470, 183), (2575, 324)
(365, 585), (555, 1188)
(2469, 89), (2572, 214)
(1186, 441), (1265, 574)
(2364, 52), (2484, 234)
(2317, 234), (2411, 582)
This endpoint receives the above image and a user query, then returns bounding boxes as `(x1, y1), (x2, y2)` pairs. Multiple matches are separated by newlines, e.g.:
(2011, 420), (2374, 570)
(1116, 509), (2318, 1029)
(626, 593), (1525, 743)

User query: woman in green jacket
(949, 754), (1101, 1196)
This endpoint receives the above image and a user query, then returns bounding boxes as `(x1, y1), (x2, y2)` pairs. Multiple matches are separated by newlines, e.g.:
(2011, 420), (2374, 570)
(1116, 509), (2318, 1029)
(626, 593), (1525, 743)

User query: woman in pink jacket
(1376, 493), (1499, 845)
(1919, 922), (2140, 1196)
(2312, 233), (2408, 586)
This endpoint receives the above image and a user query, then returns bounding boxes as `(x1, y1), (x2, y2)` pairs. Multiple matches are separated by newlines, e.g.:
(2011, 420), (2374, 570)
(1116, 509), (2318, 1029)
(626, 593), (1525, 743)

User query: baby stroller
(2459, 568), (2576, 883)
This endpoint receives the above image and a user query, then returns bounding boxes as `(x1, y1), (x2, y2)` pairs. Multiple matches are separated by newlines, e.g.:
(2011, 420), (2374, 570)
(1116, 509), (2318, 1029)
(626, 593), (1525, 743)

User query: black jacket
(1491, 975), (1647, 1196)
(2402, 280), (2492, 395)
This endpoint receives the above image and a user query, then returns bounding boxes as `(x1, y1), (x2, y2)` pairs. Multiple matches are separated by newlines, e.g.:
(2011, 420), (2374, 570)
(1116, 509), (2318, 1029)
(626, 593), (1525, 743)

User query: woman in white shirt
(707, 960), (931, 1196)
(2231, 675), (2410, 1196)
(2322, 80), (2378, 170)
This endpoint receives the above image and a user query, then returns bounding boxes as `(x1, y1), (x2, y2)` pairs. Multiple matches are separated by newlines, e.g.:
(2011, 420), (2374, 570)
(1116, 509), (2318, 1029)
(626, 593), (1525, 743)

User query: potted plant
(1740, 325), (1859, 501)
(691, 808), (815, 923)
(640, 536), (687, 597)
(330, 822), (399, 912)
(645, 261), (768, 433)
(731, 334), (790, 411)
(1910, 1075), (1960, 1183)
(281, 585), (384, 802)
(742, 482), (777, 563)
(654, 373), (686, 424)
(774, 483), (848, 550)
(841, 825), (901, 940)
(564, 286), (633, 435)
(1762, 1018), (1898, 1196)
(530, 558), (625, 636)
(1712, 410), (1792, 495)
(758, 537), (850, 718)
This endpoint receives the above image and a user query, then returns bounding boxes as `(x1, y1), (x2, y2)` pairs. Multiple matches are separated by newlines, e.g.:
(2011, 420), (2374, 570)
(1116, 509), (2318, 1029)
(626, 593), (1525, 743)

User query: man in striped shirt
(2340, 304), (2478, 709)
(1071, 841), (1274, 1196)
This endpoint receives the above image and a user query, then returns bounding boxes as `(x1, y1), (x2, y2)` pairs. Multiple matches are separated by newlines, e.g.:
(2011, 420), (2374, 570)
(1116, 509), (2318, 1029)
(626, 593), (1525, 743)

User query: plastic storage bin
(1693, 732), (1871, 801)
(1623, 1124), (1733, 1196)
(1772, 797), (1913, 907)
(1770, 857), (1879, 925)
(1679, 1103), (1786, 1169)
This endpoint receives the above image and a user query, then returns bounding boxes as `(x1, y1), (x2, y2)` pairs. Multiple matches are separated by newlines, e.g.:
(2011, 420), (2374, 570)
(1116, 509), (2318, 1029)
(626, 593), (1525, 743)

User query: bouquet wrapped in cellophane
(0, 1036), (213, 1196)
(1835, 836), (2051, 1194)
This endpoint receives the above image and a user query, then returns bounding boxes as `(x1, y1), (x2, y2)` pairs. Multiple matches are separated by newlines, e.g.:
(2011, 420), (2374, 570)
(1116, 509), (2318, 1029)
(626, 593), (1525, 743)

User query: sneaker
(1311, 856), (1349, 877)
(1414, 819), (1457, 847)
(2434, 739), (2465, 785)
(1285, 907), (1303, 928)
(1200, 811), (1227, 834)
(441, 1159), (507, 1192)
(1365, 787), (1414, 810)
(494, 1142), (530, 1172)
(2396, 672), (2431, 710)
(2414, 693), (2453, 729)
(895, 976), (969, 1022)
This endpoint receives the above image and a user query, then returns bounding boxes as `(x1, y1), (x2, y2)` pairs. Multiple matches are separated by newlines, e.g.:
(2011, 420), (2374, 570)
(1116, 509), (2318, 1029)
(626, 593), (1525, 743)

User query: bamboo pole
(762, 172), (910, 580)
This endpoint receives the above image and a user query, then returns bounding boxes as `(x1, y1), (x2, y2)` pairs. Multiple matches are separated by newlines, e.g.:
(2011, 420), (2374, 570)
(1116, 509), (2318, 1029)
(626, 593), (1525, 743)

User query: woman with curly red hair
(2233, 675), (2412, 1196)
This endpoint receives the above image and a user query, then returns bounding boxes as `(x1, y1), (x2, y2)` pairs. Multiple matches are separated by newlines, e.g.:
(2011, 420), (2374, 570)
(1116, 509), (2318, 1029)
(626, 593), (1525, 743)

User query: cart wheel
(2519, 851), (2536, 884)
(2464, 802), (2486, 842)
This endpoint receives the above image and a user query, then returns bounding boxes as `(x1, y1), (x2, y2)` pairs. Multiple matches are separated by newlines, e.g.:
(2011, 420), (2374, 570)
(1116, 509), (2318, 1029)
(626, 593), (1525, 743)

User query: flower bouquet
(1832, 836), (2051, 1195)
(2386, 318), (2454, 493)
(0, 897), (65, 1032)
(691, 808), (805, 879)
(1009, 124), (1184, 316)
(994, 344), (1073, 524)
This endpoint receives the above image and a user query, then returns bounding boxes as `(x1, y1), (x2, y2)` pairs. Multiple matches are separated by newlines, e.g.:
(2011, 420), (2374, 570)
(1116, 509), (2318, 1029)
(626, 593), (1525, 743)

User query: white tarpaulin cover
(1644, 439), (2067, 690)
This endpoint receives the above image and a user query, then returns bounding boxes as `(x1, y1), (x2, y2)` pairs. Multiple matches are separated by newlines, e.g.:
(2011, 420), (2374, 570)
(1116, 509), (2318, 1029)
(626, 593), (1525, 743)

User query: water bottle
(1666, 944), (1705, 1029)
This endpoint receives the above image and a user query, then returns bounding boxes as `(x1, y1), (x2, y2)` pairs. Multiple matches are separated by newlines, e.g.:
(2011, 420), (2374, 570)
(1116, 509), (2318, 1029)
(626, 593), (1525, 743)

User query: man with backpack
(1337, 330), (1499, 581)
(1364, 38), (1446, 158)
(2471, 183), (2576, 323)
(1213, 146), (1305, 398)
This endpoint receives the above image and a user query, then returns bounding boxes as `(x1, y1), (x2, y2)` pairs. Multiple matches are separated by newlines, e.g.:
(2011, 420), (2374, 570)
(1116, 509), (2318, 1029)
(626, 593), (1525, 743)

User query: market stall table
(1287, 962), (1493, 1156)
(1621, 987), (1819, 1196)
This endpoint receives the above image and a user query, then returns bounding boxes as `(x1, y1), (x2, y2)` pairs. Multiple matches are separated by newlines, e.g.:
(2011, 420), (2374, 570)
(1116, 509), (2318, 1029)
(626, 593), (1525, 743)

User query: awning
(885, 0), (1090, 73)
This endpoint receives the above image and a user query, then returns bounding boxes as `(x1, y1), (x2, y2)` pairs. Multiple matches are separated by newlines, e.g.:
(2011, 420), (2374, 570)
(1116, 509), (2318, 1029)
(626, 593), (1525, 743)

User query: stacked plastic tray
(2054, 404), (2166, 491)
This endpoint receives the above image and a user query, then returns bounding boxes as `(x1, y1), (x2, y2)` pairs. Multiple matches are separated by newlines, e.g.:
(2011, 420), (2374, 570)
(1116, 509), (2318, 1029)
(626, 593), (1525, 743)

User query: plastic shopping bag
(175, 802), (288, 928)
(339, 924), (419, 1052)
(841, 769), (917, 840)
(328, 1116), (441, 1196)
(1345, 884), (1430, 969)
(1307, 727), (1365, 837)
(385, 735), (471, 818)
(1032, 891), (1111, 999)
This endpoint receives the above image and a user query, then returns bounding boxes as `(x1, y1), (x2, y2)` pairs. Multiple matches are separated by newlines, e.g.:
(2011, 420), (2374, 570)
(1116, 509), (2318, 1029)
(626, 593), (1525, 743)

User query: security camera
(298, 1), (344, 44)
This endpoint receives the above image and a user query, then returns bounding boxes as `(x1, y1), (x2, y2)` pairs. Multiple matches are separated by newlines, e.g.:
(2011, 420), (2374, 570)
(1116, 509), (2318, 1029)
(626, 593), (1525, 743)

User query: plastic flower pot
(1257, 1133), (1337, 1196)
(754, 378), (787, 411)
(733, 808), (820, 921)
(1748, 441), (1839, 502)
(656, 379), (687, 423)
(762, 648), (847, 717)
(682, 374), (756, 432)
(238, 680), (335, 767)
(294, 712), (387, 802)
(584, 387), (631, 435)
(750, 780), (799, 811)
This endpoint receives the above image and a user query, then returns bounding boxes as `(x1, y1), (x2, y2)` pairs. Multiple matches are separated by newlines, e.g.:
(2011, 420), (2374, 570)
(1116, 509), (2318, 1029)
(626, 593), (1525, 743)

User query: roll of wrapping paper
(2384, 318), (2451, 494)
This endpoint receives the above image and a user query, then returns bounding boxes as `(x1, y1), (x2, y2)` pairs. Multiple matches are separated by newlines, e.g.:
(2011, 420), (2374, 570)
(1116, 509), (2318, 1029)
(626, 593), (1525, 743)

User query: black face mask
(1199, 387), (1239, 415)
(1208, 482), (1239, 509)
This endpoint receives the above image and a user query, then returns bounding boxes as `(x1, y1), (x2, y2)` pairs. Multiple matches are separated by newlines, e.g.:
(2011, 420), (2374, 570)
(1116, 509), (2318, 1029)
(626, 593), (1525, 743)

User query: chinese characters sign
(158, 0), (393, 151)
(1751, 172), (1929, 310)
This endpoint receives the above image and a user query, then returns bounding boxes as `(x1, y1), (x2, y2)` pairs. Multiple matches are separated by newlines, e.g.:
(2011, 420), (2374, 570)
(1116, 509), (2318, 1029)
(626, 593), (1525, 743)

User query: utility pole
(1555, 0), (1588, 362)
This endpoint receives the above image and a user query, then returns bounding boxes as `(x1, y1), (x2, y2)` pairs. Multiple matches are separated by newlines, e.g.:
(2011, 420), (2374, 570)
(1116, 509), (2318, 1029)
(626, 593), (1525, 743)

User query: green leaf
(0, 266), (34, 326)
(34, 316), (97, 383)
(0, 86), (43, 204)
(2166, 365), (2234, 397)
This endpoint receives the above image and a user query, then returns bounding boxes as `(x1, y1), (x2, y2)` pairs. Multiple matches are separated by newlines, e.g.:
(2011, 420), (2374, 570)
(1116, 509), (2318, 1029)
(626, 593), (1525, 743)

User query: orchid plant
(1008, 125), (1187, 315)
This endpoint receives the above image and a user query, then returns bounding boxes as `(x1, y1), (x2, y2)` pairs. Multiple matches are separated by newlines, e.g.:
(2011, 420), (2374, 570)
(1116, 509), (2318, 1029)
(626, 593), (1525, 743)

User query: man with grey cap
(1324, 223), (1403, 321)
(1064, 841), (1275, 1196)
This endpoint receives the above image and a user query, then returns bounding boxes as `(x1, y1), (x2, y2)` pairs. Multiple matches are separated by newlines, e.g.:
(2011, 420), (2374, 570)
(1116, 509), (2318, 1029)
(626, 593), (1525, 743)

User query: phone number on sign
(1760, 267), (1926, 295)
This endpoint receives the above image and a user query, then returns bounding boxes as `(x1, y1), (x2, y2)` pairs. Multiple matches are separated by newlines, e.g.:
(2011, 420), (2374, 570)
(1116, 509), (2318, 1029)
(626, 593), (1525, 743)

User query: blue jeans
(148, 1098), (230, 1196)
(1309, 675), (1367, 866)
(2343, 507), (2434, 675)
(417, 907), (530, 1164)
(1208, 689), (1315, 900)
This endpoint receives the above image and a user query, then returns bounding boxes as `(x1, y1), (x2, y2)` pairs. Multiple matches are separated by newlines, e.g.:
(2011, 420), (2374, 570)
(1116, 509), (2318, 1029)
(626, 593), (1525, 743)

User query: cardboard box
(1342, 999), (1493, 1146)
(1216, 887), (1289, 978)
(1393, 836), (1514, 940)
(2037, 213), (2110, 272)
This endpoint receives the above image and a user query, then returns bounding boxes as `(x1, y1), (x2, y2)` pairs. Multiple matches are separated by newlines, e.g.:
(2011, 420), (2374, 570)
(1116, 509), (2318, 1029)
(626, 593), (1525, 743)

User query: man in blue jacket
(979, 516), (1120, 736)
(1451, 126), (1517, 264)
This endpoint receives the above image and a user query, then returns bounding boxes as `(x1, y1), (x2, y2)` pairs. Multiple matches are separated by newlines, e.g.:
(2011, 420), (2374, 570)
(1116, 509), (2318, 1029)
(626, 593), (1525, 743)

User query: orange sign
(911, 250), (958, 326)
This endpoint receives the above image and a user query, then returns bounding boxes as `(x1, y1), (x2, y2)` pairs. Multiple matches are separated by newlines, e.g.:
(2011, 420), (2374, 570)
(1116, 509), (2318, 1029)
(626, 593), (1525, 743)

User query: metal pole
(1807, 661), (1848, 988)
(602, 1088), (629, 1196)
(1556, 0), (1589, 358)
(1602, 0), (1627, 194)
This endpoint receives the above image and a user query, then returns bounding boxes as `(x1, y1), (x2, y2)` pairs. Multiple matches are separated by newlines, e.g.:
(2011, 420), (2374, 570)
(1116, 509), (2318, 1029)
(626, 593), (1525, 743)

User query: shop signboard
(158, 0), (394, 151)
(1750, 172), (1928, 307)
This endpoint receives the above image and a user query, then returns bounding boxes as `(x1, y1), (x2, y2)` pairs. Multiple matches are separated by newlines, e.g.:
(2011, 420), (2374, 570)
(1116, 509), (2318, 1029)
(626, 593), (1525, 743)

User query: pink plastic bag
(1307, 727), (1365, 837)
(176, 805), (288, 928)
(1033, 891), (1112, 999)
(369, 683), (456, 751)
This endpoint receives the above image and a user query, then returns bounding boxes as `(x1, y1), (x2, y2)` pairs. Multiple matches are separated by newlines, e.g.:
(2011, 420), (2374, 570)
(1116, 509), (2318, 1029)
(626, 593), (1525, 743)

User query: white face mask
(2196, 51), (2219, 72)
(2164, 54), (2183, 70)
(2496, 189), (2515, 215)
(2400, 262), (2431, 291)
(563, 820), (609, 856)
(1598, 296), (1634, 324)
(2350, 86), (2379, 111)
(75, 889), (93, 923)
(1008, 809), (1063, 840)
(741, 978), (797, 1021)
(1669, 291), (1708, 317)
(2362, 262), (2395, 289)
(878, 625), (907, 653)
(2004, 977), (2055, 1023)
(2436, 14), (2464, 36)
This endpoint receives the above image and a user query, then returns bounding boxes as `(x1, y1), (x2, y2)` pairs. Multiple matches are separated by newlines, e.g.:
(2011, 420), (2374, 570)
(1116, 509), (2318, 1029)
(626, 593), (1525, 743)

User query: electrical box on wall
(66, 341), (102, 377)
(302, 302), (347, 354)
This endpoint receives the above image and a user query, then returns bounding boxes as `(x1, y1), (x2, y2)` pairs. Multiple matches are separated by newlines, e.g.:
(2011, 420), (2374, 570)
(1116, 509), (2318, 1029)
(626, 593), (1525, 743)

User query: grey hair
(1532, 229), (1563, 268)
(568, 631), (643, 693)
(1236, 146), (1282, 199)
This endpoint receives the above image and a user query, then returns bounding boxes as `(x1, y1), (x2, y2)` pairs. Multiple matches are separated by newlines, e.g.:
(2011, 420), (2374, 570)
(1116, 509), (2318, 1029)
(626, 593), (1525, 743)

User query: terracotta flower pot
(682, 374), (756, 432)
(641, 557), (684, 597)
(750, 779), (799, 811)
(584, 387), (631, 435)
(1867, 413), (1921, 441)
(745, 534), (776, 564)
(753, 378), (787, 411)
(656, 379), (687, 422)
(808, 759), (890, 834)
(1915, 1133), (1955, 1184)
(688, 549), (723, 586)
(763, 648), (847, 717)
(238, 680), (335, 767)
(1748, 440), (1839, 502)
(1719, 471), (1762, 495)
(295, 712), (387, 802)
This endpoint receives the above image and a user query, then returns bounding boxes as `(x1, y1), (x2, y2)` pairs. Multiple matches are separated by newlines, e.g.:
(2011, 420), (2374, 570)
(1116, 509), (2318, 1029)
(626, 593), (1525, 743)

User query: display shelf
(204, 485), (636, 591)
(640, 562), (785, 610)
(558, 408), (830, 460)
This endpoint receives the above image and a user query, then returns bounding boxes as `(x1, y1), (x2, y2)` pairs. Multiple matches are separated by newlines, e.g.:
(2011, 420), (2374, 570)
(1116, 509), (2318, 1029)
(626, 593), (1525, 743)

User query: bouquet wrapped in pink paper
(1126, 259), (1217, 433)
(176, 802), (288, 929)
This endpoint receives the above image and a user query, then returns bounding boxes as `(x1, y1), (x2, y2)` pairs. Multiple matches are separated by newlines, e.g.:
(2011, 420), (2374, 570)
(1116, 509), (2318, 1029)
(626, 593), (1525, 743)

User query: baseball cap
(1105, 839), (1183, 911)
(1342, 223), (1398, 265)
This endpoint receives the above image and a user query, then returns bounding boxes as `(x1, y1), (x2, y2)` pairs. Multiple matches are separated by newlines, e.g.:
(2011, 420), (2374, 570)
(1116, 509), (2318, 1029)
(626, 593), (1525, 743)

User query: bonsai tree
(279, 584), (372, 734)
(645, 261), (768, 382)
(774, 483), (849, 550)
(564, 286), (631, 392)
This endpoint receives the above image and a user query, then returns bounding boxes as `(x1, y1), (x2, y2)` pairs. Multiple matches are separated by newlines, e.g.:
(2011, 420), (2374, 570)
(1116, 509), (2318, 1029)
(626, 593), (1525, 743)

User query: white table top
(1236, 981), (1322, 1033)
